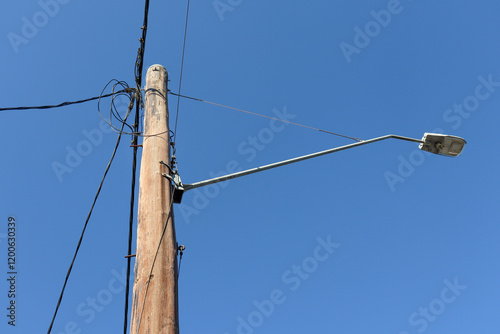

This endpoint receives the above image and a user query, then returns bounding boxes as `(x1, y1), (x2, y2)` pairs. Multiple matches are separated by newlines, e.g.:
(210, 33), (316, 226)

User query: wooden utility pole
(130, 64), (179, 334)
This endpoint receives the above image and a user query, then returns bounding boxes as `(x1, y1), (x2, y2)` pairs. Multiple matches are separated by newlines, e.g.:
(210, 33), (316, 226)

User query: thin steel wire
(173, 0), (192, 146)
(168, 91), (363, 142)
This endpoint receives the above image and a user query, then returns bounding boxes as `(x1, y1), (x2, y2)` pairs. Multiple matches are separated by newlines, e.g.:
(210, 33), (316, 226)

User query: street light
(166, 133), (466, 203)
(419, 133), (467, 157)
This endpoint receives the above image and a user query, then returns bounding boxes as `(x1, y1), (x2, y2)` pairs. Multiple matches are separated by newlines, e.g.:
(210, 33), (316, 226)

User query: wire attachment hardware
(160, 160), (185, 204)
(177, 244), (186, 279)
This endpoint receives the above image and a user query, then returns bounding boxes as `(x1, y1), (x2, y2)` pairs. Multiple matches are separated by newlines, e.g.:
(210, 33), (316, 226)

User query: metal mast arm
(182, 135), (422, 191)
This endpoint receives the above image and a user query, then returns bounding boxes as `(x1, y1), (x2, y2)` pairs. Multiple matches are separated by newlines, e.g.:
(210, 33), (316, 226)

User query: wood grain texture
(130, 65), (179, 334)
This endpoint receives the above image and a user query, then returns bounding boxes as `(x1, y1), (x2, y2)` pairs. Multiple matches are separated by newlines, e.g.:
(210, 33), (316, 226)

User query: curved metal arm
(182, 135), (423, 192)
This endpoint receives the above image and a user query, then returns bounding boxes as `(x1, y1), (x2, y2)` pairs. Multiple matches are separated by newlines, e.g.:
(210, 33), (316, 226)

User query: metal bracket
(160, 160), (185, 204)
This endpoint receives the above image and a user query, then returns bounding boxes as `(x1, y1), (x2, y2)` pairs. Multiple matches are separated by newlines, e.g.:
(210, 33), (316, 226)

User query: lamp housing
(419, 133), (466, 157)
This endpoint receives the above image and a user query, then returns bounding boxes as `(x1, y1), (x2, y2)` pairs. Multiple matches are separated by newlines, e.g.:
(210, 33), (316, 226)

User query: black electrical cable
(134, 0), (150, 93)
(124, 1), (151, 331)
(0, 89), (132, 112)
(123, 95), (141, 334)
(98, 80), (137, 135)
(47, 96), (136, 334)
(110, 84), (135, 133)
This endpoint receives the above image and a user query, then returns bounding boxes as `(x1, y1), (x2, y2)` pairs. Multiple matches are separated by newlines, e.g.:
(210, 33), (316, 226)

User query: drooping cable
(98, 80), (137, 135)
(173, 0), (192, 145)
(168, 91), (363, 142)
(47, 96), (136, 334)
(0, 89), (133, 112)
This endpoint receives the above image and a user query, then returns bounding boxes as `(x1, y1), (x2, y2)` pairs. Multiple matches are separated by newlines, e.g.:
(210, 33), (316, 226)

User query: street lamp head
(419, 133), (467, 157)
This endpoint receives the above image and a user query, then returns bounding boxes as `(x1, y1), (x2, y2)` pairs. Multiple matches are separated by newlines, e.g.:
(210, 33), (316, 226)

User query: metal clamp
(160, 160), (185, 204)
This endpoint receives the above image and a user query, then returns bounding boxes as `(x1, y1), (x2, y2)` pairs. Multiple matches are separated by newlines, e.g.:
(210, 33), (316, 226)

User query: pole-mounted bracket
(160, 160), (185, 204)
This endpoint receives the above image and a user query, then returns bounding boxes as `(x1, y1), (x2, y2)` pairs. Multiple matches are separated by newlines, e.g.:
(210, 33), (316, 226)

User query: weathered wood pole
(130, 64), (179, 334)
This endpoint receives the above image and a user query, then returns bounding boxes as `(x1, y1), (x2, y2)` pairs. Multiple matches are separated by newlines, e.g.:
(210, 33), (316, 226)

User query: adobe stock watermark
(56, 266), (132, 334)
(51, 96), (130, 183)
(398, 277), (467, 334)
(340, 0), (409, 64)
(223, 235), (340, 334)
(7, 0), (71, 54)
(6, 217), (17, 327)
(384, 73), (499, 192)
(178, 106), (296, 224)
(213, 0), (244, 21)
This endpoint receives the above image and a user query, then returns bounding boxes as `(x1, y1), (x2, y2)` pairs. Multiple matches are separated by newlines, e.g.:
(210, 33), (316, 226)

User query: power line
(173, 0), (192, 146)
(0, 89), (133, 112)
(47, 96), (136, 334)
(98, 80), (137, 135)
(168, 91), (363, 142)
(123, 98), (141, 334)
(124, 1), (151, 332)
(134, 0), (150, 93)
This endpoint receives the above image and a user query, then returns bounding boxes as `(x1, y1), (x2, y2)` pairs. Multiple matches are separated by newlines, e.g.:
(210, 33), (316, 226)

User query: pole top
(148, 64), (167, 74)
(146, 65), (168, 86)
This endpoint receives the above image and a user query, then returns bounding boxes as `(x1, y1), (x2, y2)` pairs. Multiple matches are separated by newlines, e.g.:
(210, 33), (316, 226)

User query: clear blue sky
(1, 1), (499, 333)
